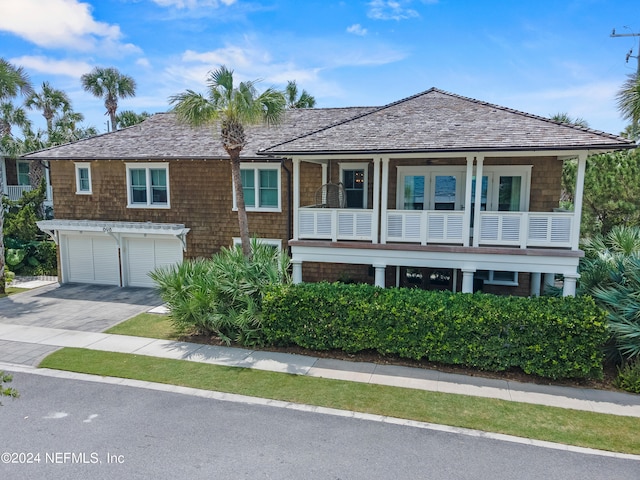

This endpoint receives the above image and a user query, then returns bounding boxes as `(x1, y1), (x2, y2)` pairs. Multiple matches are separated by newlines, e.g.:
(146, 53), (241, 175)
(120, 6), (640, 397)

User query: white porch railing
(477, 211), (574, 248)
(298, 208), (373, 241)
(4, 185), (53, 203)
(385, 210), (465, 245)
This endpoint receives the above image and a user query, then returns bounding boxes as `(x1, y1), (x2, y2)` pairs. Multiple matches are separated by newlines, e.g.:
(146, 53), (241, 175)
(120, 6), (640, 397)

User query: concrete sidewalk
(1, 321), (640, 418)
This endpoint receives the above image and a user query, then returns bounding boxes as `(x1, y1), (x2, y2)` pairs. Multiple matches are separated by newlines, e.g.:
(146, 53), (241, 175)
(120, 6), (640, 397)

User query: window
(17, 161), (30, 186)
(340, 163), (368, 208)
(75, 163), (92, 194)
(126, 163), (170, 208)
(475, 270), (519, 286)
(232, 237), (282, 250)
(235, 164), (281, 211)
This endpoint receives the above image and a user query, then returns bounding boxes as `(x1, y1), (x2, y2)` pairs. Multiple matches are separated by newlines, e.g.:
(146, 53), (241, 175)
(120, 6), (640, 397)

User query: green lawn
(39, 347), (640, 455)
(42, 312), (640, 455)
(0, 286), (29, 298)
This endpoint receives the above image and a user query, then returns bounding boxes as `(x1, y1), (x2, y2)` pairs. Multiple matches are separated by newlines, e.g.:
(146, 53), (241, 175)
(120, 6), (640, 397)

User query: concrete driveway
(0, 283), (163, 365)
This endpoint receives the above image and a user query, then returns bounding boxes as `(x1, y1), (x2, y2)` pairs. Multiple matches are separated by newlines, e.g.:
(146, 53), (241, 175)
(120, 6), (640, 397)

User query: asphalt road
(1, 371), (637, 480)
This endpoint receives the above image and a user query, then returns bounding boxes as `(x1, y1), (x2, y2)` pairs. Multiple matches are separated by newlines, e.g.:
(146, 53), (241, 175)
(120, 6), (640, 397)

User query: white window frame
(339, 162), (369, 209)
(74, 163), (92, 194)
(233, 163), (281, 212)
(481, 166), (532, 212)
(396, 166), (467, 210)
(232, 237), (283, 250)
(475, 270), (519, 286)
(126, 162), (170, 209)
(16, 160), (31, 186)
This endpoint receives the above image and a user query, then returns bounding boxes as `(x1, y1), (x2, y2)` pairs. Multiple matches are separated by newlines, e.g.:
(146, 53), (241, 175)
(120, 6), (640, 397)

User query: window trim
(231, 237), (282, 250)
(339, 162), (368, 209)
(74, 163), (92, 194)
(16, 160), (31, 186)
(125, 162), (170, 209)
(233, 163), (281, 212)
(475, 270), (519, 286)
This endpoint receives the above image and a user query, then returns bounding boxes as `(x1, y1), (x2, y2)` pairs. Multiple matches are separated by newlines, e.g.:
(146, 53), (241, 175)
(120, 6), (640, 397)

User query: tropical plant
(25, 81), (71, 133)
(150, 239), (291, 346)
(81, 66), (137, 132)
(285, 80), (316, 108)
(49, 108), (98, 145)
(550, 112), (589, 128)
(0, 58), (33, 295)
(169, 65), (286, 257)
(616, 72), (640, 141)
(115, 110), (150, 129)
(614, 358), (640, 393)
(0, 371), (19, 405)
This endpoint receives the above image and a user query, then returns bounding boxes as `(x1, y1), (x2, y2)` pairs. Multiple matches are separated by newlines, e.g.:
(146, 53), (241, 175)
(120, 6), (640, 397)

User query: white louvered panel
(386, 213), (403, 238)
(427, 215), (445, 240)
(154, 239), (183, 268)
(337, 212), (354, 237)
(92, 237), (120, 284)
(66, 235), (95, 283)
(500, 216), (521, 242)
(355, 212), (372, 238)
(315, 212), (333, 237)
(480, 215), (499, 241)
(298, 212), (316, 237)
(404, 214), (422, 240)
(445, 215), (464, 241)
(528, 217), (550, 241)
(126, 238), (157, 287)
(65, 235), (119, 285)
(550, 217), (572, 244)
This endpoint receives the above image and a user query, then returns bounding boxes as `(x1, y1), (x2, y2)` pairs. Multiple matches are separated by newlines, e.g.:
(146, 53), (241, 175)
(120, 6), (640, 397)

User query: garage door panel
(65, 235), (120, 286)
(125, 238), (182, 288)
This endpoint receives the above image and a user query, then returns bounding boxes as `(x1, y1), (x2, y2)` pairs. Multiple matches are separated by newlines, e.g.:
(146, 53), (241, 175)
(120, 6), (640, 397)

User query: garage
(123, 237), (184, 288)
(63, 234), (121, 285)
(37, 220), (190, 288)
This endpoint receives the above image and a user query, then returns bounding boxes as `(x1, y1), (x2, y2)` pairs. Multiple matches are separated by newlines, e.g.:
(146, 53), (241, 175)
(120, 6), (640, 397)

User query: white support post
(463, 156), (474, 247)
(472, 156), (484, 247)
(461, 268), (476, 293)
(373, 264), (386, 288)
(571, 152), (587, 250)
(543, 273), (555, 292)
(292, 158), (301, 241)
(530, 272), (542, 297)
(322, 162), (328, 185)
(372, 157), (381, 244)
(562, 272), (580, 297)
(292, 259), (303, 284)
(380, 158), (390, 244)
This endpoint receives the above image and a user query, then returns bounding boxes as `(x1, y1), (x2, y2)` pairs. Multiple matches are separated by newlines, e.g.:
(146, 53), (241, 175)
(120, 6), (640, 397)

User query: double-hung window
(75, 163), (92, 194)
(236, 163), (280, 211)
(126, 163), (170, 208)
(340, 163), (368, 208)
(16, 161), (30, 186)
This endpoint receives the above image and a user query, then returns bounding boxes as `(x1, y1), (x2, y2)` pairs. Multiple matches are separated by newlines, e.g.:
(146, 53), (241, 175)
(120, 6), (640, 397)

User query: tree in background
(285, 80), (316, 108)
(170, 65), (286, 257)
(616, 73), (640, 142)
(81, 66), (137, 132)
(25, 81), (71, 134)
(115, 110), (150, 129)
(550, 112), (589, 128)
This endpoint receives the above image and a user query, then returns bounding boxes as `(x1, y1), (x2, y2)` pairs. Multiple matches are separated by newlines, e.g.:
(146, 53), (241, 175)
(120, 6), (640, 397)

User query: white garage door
(65, 234), (121, 285)
(124, 237), (183, 288)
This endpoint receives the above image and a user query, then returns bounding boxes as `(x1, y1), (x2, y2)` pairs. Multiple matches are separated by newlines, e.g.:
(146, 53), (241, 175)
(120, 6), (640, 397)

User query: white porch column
(463, 156), (474, 247)
(461, 268), (476, 293)
(321, 162), (328, 184)
(562, 272), (580, 297)
(292, 158), (301, 241)
(472, 155), (484, 247)
(530, 272), (542, 297)
(373, 264), (386, 288)
(380, 157), (390, 244)
(292, 259), (303, 284)
(543, 273), (555, 292)
(372, 157), (381, 244)
(571, 152), (588, 250)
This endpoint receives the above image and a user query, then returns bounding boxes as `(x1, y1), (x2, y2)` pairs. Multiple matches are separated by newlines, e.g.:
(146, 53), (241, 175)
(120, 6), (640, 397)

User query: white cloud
(152, 0), (236, 8)
(136, 58), (152, 68)
(0, 0), (140, 54)
(9, 55), (94, 78)
(347, 24), (368, 36)
(367, 0), (420, 21)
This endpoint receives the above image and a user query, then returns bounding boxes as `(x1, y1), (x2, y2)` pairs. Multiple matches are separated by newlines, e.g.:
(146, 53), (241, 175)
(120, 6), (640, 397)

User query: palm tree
(25, 82), (71, 134)
(169, 65), (286, 257)
(80, 67), (137, 132)
(285, 80), (316, 108)
(0, 58), (33, 294)
(550, 112), (589, 128)
(115, 110), (150, 129)
(616, 73), (640, 141)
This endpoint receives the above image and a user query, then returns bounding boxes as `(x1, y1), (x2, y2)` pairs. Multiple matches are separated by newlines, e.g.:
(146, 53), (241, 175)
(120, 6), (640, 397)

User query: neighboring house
(1, 156), (53, 206)
(26, 88), (634, 294)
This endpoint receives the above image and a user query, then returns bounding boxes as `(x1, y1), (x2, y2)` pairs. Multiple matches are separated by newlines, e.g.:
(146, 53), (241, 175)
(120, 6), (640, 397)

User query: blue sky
(1, 0), (638, 135)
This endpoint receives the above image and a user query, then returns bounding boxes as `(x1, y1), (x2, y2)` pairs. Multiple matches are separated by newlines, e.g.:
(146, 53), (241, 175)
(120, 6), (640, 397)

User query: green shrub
(263, 283), (608, 380)
(3, 238), (57, 276)
(150, 240), (290, 346)
(614, 359), (640, 394)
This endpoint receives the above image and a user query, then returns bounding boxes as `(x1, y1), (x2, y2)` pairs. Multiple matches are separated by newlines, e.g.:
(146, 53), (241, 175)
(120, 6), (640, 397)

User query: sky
(1, 0), (639, 136)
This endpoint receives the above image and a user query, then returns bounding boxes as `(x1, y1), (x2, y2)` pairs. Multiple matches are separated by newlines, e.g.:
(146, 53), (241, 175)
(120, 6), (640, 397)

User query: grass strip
(105, 313), (180, 340)
(39, 347), (640, 455)
(0, 287), (29, 298)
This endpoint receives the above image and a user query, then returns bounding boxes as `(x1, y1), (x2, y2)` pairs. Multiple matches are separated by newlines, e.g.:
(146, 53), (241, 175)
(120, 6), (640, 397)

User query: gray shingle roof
(24, 106), (375, 160)
(260, 88), (635, 155)
(24, 88), (634, 160)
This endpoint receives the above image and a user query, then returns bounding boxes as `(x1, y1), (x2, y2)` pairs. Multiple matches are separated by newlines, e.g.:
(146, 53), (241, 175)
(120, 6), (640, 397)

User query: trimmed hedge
(262, 283), (608, 379)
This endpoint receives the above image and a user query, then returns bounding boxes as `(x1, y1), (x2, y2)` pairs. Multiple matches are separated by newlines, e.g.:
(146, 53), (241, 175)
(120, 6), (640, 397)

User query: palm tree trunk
(229, 149), (251, 259)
